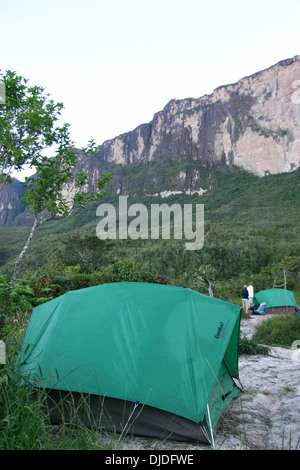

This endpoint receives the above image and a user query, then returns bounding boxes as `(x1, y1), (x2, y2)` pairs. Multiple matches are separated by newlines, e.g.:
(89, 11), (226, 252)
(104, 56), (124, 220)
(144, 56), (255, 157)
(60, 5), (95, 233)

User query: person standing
(247, 282), (254, 306)
(241, 285), (249, 313)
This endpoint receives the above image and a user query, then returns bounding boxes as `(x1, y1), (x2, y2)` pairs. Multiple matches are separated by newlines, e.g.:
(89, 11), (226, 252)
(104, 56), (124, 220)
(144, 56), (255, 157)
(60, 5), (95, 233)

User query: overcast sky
(1, 0), (299, 172)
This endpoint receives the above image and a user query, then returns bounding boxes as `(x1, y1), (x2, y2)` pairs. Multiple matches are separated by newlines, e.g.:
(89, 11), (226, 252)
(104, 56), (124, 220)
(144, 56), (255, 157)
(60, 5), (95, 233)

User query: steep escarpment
(0, 178), (26, 226)
(1, 56), (300, 227)
(97, 56), (300, 176)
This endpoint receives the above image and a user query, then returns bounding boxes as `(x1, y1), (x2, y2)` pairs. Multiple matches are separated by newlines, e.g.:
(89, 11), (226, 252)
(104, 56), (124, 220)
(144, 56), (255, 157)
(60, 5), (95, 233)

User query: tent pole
(206, 403), (216, 450)
(284, 270), (288, 314)
(118, 402), (140, 441)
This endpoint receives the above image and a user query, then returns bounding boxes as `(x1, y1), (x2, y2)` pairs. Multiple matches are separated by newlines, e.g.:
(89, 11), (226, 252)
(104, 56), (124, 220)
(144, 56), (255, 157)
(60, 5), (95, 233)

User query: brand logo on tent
(214, 322), (227, 339)
(96, 196), (204, 251)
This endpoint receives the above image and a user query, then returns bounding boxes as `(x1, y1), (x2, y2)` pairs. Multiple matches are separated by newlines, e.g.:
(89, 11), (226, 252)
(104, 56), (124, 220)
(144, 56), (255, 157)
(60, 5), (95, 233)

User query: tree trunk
(208, 280), (214, 297)
(10, 215), (38, 291)
(1, 216), (38, 329)
(0, 216), (38, 331)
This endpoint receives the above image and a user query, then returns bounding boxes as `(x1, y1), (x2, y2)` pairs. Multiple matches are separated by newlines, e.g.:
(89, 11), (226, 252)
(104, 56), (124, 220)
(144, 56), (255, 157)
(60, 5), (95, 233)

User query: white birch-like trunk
(10, 215), (38, 291)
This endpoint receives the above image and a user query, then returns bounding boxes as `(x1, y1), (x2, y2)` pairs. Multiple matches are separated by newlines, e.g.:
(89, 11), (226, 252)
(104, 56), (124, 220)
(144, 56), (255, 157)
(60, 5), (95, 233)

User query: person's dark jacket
(241, 288), (249, 299)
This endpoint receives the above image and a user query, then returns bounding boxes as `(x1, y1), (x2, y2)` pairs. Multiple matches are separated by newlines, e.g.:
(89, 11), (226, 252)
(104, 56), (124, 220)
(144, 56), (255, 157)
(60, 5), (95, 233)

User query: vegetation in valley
(1, 71), (300, 450)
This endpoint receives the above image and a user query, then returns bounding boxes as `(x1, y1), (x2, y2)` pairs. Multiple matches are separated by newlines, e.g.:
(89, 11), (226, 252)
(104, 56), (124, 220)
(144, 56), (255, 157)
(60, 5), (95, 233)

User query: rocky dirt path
(111, 315), (300, 451)
(223, 315), (300, 450)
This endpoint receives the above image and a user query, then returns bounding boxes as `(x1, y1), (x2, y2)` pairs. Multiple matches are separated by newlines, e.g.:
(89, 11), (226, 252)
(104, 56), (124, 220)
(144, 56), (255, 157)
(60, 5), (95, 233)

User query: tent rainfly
(254, 288), (298, 310)
(17, 282), (242, 444)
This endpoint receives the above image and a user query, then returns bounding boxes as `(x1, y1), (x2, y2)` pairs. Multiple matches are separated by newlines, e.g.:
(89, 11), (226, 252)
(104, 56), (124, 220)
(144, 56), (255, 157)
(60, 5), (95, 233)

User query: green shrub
(31, 259), (169, 303)
(239, 335), (270, 355)
(253, 314), (300, 348)
(0, 274), (35, 330)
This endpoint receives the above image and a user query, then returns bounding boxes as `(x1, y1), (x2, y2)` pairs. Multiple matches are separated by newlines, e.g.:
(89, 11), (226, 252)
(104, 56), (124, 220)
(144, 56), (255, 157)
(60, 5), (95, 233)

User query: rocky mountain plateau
(1, 55), (300, 227)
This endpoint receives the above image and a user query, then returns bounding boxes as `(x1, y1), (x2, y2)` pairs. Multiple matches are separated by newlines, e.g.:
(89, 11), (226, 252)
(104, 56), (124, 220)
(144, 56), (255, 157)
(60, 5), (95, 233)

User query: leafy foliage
(21, 140), (112, 221)
(3, 70), (300, 449)
(0, 70), (113, 300)
(1, 164), (300, 303)
(0, 70), (68, 191)
(31, 259), (169, 303)
(238, 335), (270, 355)
(0, 274), (34, 327)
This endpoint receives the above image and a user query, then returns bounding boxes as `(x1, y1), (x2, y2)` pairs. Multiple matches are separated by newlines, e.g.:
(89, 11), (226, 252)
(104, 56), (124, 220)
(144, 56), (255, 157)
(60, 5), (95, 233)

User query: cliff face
(1, 56), (300, 227)
(97, 56), (300, 176)
(0, 178), (26, 226)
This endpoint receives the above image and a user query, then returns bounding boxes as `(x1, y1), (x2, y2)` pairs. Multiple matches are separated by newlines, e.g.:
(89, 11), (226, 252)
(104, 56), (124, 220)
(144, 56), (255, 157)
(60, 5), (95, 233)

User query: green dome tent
(17, 282), (242, 444)
(254, 288), (298, 310)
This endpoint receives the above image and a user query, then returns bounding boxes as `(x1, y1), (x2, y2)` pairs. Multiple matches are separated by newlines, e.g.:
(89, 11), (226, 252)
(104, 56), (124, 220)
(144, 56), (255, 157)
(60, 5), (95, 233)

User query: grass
(0, 378), (113, 450)
(253, 314), (300, 348)
(0, 310), (115, 450)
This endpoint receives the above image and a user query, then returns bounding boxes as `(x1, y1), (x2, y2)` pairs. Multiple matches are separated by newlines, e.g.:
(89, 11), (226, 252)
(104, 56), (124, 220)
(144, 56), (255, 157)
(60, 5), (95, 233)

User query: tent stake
(206, 403), (216, 450)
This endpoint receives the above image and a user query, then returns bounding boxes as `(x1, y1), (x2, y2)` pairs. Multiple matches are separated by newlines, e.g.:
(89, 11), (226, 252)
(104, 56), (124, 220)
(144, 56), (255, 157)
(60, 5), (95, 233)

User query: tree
(53, 231), (112, 272)
(0, 72), (113, 323)
(193, 264), (217, 297)
(10, 140), (112, 291)
(0, 70), (70, 191)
